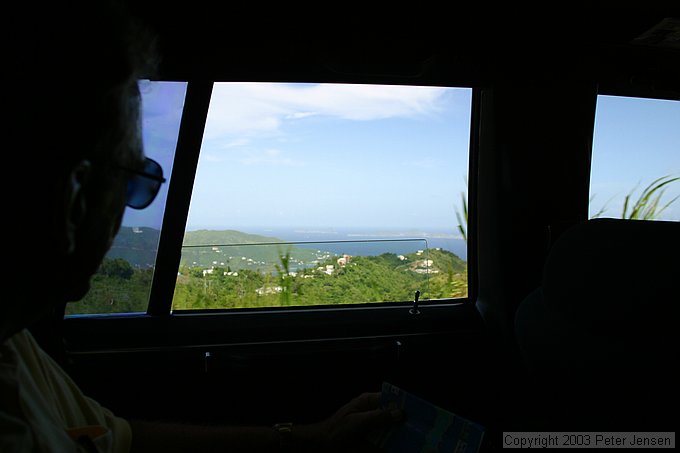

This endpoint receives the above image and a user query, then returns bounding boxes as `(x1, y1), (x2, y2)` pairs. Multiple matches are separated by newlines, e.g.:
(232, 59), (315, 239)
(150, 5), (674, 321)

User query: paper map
(370, 382), (485, 453)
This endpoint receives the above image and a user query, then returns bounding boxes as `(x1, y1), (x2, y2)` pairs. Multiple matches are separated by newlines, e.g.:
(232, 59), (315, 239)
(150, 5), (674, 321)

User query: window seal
(63, 301), (483, 353)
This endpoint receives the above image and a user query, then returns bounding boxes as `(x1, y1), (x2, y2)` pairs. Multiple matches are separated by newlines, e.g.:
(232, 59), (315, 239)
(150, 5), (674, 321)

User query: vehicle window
(67, 81), (188, 315)
(173, 83), (472, 310)
(590, 95), (680, 221)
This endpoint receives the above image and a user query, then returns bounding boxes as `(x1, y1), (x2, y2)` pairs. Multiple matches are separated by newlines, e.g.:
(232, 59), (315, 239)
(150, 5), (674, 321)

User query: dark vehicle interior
(29, 4), (679, 451)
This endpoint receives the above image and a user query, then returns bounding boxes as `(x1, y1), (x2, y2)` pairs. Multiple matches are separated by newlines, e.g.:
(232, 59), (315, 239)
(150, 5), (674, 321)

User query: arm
(129, 392), (402, 453)
(128, 420), (286, 453)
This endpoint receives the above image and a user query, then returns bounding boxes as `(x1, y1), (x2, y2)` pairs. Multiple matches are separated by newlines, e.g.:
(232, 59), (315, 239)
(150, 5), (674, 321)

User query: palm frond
(623, 175), (679, 220)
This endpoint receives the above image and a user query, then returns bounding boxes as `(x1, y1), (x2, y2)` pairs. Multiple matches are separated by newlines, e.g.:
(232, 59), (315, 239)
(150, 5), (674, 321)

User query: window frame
(588, 90), (680, 222)
(153, 81), (479, 315)
(63, 81), (482, 350)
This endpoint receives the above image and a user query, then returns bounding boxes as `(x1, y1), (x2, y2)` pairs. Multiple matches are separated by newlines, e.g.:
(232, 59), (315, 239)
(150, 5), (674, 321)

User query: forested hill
(182, 229), (282, 246)
(172, 247), (469, 309)
(109, 227), (467, 273)
(179, 230), (323, 270)
(108, 227), (291, 268)
(107, 226), (160, 267)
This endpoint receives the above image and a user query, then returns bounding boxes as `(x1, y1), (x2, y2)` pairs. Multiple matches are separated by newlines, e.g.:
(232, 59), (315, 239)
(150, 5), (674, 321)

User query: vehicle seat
(514, 218), (679, 431)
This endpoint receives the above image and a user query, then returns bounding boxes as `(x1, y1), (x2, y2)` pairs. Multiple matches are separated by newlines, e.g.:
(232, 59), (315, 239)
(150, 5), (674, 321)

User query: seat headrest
(514, 218), (679, 430)
(515, 218), (679, 368)
(543, 218), (679, 332)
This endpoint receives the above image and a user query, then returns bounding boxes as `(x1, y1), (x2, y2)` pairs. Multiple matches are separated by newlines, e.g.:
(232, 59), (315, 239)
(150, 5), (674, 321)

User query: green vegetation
(67, 231), (468, 314)
(274, 248), (293, 306)
(106, 226), (160, 267)
(455, 190), (468, 243)
(592, 175), (679, 220)
(620, 175), (679, 220)
(455, 177), (468, 243)
(179, 230), (325, 272)
(66, 260), (153, 314)
(172, 247), (467, 310)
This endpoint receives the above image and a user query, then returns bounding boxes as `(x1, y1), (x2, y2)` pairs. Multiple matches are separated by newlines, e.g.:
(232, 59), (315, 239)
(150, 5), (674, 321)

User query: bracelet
(272, 422), (293, 451)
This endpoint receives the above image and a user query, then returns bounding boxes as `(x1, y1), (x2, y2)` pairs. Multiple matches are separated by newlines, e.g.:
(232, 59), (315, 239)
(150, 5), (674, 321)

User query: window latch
(409, 290), (421, 315)
(204, 351), (211, 374)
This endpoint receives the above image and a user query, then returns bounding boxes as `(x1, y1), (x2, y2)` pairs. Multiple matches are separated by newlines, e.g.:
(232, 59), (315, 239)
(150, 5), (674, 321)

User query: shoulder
(2, 329), (53, 376)
(1, 329), (132, 452)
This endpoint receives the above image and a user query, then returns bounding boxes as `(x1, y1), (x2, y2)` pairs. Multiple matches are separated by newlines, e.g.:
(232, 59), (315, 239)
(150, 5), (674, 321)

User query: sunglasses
(119, 157), (167, 209)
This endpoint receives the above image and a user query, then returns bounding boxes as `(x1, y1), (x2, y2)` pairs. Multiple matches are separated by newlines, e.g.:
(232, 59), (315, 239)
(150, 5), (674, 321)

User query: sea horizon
(186, 226), (468, 261)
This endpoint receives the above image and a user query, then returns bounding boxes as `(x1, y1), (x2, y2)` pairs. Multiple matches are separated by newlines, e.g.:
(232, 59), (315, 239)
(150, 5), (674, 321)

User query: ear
(62, 160), (92, 255)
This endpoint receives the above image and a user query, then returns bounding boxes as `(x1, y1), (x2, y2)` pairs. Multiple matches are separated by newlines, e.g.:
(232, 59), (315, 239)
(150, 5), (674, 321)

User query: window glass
(67, 81), (188, 315)
(174, 83), (472, 310)
(590, 95), (680, 221)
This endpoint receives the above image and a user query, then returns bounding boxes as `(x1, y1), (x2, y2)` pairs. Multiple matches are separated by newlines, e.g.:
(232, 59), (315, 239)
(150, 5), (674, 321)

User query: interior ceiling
(127, 3), (680, 92)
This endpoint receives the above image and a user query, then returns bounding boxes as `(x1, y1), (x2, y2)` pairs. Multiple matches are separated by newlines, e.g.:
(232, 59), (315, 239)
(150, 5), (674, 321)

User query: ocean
(244, 227), (468, 261)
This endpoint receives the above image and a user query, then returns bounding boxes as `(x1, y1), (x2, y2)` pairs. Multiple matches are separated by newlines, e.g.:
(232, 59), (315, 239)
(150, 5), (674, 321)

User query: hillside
(109, 227), (466, 274)
(172, 247), (468, 310)
(182, 229), (282, 246)
(108, 227), (320, 269)
(179, 229), (326, 271)
(75, 228), (469, 314)
(107, 226), (160, 267)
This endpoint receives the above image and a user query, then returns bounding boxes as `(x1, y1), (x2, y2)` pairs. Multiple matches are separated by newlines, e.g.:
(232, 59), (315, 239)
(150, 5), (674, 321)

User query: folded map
(370, 382), (485, 453)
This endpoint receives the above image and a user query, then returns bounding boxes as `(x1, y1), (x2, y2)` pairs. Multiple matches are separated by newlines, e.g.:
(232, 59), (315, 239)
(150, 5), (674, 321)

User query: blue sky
(187, 83), (472, 232)
(122, 82), (680, 232)
(121, 81), (186, 229)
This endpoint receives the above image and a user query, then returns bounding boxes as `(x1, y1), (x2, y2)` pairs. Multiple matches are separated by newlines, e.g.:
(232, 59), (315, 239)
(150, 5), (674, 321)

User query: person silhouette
(0, 2), (401, 451)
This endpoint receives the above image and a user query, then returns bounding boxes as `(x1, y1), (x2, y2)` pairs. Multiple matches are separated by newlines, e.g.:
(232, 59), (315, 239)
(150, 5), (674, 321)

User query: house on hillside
(337, 254), (352, 267)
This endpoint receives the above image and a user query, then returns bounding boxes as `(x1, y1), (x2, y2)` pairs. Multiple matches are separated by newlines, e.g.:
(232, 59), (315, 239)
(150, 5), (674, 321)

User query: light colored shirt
(0, 329), (131, 452)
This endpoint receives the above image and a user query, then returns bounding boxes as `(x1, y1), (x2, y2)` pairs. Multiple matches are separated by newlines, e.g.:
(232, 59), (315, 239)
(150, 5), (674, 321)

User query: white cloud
(286, 111), (317, 119)
(202, 82), (450, 139)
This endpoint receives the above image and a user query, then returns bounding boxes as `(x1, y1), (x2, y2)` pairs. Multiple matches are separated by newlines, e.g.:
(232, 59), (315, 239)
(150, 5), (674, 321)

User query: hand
(299, 392), (403, 452)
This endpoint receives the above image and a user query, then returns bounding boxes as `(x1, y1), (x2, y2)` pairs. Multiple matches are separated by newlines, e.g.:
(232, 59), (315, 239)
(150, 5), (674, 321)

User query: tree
(275, 247), (293, 306)
(455, 176), (468, 243)
(98, 258), (134, 279)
